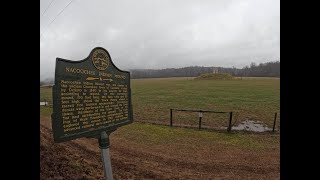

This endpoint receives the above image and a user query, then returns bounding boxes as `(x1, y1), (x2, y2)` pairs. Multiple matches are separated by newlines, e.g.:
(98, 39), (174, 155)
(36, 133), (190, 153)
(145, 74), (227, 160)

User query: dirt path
(40, 116), (279, 179)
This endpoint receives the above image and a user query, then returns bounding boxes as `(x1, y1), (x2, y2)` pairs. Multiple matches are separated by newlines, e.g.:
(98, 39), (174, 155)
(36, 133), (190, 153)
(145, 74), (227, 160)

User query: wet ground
(232, 120), (273, 132)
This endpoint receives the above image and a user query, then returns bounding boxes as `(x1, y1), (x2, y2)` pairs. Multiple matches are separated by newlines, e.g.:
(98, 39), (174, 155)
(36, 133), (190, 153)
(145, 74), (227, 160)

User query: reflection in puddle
(232, 120), (272, 132)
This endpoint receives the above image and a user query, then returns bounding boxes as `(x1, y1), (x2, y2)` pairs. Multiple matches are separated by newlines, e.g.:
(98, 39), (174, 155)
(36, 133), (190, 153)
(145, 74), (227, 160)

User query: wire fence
(40, 99), (52, 107)
(170, 108), (279, 133)
(170, 109), (233, 132)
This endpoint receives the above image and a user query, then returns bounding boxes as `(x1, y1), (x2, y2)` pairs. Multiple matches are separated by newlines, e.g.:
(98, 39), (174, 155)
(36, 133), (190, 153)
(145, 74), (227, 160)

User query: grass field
(131, 77), (280, 128)
(40, 77), (280, 179)
(40, 77), (280, 129)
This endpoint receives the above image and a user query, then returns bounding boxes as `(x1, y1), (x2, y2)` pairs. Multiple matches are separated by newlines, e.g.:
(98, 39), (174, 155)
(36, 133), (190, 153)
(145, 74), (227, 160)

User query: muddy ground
(40, 116), (279, 179)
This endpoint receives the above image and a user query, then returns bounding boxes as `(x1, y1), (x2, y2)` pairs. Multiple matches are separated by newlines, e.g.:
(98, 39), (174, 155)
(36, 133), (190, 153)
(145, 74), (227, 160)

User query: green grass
(40, 106), (52, 117)
(40, 78), (279, 150)
(114, 122), (278, 150)
(195, 73), (234, 80)
(40, 87), (52, 102)
(131, 77), (280, 128)
(40, 77), (280, 128)
(40, 87), (53, 117)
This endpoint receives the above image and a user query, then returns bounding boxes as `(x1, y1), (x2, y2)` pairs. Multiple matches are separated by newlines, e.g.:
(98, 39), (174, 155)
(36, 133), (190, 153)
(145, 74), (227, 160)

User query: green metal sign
(51, 47), (133, 143)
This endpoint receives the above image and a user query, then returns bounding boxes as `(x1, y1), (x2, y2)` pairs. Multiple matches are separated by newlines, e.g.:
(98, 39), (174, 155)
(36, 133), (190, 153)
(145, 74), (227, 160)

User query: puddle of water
(40, 102), (49, 106)
(232, 120), (272, 132)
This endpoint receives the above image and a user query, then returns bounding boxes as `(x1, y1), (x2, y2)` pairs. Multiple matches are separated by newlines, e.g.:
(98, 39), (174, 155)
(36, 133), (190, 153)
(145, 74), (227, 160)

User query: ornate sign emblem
(92, 49), (109, 70)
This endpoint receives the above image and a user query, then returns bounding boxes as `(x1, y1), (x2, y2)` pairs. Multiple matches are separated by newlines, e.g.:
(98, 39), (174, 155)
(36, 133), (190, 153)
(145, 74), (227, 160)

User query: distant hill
(130, 61), (279, 79)
(40, 61), (280, 82)
(194, 73), (234, 80)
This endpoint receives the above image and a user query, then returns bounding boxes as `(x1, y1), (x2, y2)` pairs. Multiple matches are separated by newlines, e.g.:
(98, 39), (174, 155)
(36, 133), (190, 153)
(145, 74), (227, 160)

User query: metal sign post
(99, 131), (114, 180)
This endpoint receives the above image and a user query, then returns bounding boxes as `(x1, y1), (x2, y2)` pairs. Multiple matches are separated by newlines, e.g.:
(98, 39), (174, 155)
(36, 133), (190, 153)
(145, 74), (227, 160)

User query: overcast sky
(40, 0), (280, 80)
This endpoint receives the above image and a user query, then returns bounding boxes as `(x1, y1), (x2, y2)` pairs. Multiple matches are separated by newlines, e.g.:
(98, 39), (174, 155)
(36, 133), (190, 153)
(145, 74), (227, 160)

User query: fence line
(170, 108), (233, 132)
(273, 112), (278, 132)
(170, 109), (279, 133)
(40, 99), (52, 107)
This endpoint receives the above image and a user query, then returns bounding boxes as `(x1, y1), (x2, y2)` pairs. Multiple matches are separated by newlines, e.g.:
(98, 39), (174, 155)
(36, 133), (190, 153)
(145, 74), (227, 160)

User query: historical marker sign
(52, 47), (133, 143)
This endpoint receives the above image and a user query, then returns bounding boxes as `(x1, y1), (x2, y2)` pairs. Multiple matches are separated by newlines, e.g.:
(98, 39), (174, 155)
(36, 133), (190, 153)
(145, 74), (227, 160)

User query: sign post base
(99, 131), (113, 180)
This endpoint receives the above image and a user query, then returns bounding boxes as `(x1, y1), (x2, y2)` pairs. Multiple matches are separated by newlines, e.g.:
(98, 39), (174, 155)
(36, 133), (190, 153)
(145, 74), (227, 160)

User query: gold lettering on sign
(115, 74), (126, 79)
(65, 67), (96, 76)
(60, 79), (129, 133)
(99, 72), (112, 77)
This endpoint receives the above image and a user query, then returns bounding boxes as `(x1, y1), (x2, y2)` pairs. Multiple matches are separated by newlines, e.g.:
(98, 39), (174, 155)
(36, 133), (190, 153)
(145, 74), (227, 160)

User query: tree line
(130, 61), (280, 79)
(40, 60), (280, 85)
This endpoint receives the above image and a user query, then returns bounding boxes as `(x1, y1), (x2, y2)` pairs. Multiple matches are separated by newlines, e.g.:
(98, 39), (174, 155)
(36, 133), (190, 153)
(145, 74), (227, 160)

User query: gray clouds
(40, 0), (280, 80)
